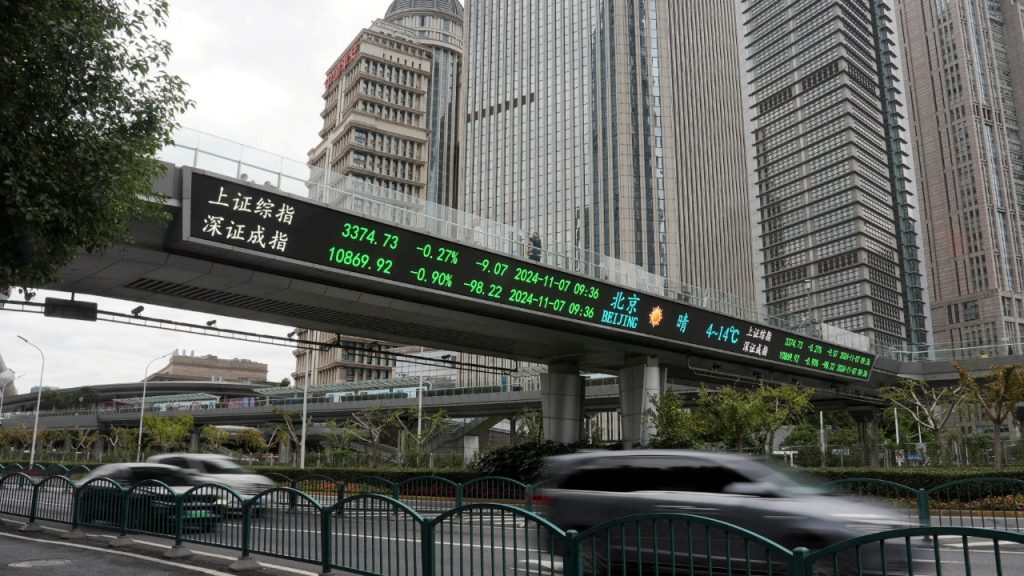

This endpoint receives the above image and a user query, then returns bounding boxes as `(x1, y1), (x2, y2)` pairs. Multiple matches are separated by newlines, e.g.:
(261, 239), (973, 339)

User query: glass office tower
(463, 0), (757, 303)
(898, 0), (1024, 354)
(739, 0), (930, 350)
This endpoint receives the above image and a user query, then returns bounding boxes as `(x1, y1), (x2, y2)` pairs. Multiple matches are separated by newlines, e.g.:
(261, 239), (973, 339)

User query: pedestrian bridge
(31, 129), (1014, 446)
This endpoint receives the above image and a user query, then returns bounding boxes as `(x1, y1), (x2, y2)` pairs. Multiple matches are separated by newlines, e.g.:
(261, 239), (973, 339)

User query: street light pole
(137, 351), (172, 462)
(299, 346), (315, 469)
(417, 375), (424, 436)
(16, 336), (44, 467)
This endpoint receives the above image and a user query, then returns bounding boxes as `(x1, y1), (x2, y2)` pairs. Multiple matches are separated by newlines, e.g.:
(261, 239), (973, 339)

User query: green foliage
(142, 412), (194, 453)
(513, 409), (543, 443)
(472, 441), (579, 482)
(690, 383), (814, 452)
(879, 377), (970, 442)
(956, 363), (1024, 470)
(103, 426), (138, 460)
(804, 466), (1024, 488)
(199, 425), (229, 450)
(647, 392), (704, 448)
(250, 466), (479, 485)
(393, 407), (450, 468)
(232, 428), (268, 456)
(1, 0), (191, 287)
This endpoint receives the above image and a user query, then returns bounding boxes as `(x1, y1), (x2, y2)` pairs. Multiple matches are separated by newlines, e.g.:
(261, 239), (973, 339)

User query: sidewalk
(0, 516), (318, 576)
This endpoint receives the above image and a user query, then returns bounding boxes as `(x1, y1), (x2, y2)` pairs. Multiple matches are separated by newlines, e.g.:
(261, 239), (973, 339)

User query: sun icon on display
(649, 306), (664, 327)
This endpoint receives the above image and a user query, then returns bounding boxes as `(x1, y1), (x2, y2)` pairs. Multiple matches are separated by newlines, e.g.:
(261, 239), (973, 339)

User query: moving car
(77, 463), (220, 533)
(538, 450), (915, 574)
(146, 453), (276, 496)
(147, 453), (277, 514)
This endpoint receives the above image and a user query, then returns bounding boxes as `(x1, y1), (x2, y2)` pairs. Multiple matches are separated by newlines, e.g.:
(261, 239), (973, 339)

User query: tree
(1, 0), (191, 287)
(879, 377), (970, 452)
(513, 409), (543, 444)
(955, 363), (1024, 470)
(104, 426), (138, 460)
(646, 392), (705, 448)
(142, 413), (194, 453)
(690, 383), (813, 453)
(271, 408), (309, 465)
(341, 405), (397, 467)
(70, 428), (101, 457)
(392, 407), (450, 467)
(233, 428), (268, 458)
(40, 389), (67, 410)
(37, 428), (66, 452)
(758, 383), (814, 453)
(200, 425), (230, 451)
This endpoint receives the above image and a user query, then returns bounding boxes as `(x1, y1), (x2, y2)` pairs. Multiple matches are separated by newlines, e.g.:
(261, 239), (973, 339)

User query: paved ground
(0, 516), (319, 576)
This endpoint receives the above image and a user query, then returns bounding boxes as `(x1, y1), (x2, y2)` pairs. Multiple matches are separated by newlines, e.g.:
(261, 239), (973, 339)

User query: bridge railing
(6, 474), (1024, 575)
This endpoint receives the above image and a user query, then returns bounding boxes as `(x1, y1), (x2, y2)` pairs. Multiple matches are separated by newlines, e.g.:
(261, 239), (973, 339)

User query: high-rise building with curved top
(385, 0), (465, 209)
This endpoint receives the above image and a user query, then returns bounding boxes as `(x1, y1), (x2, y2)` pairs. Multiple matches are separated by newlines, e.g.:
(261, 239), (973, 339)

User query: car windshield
(204, 459), (250, 474)
(742, 461), (831, 496)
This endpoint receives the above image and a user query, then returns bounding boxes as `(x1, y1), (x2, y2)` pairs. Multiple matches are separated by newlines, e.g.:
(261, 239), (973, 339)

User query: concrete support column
(852, 409), (881, 467)
(189, 431), (200, 451)
(540, 363), (584, 444)
(619, 356), (667, 449)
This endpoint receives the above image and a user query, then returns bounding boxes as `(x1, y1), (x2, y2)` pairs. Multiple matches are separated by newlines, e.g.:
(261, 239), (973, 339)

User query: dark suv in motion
(539, 450), (914, 574)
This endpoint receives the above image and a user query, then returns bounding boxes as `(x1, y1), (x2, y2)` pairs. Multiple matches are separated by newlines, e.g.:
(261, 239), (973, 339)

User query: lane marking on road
(0, 516), (320, 576)
(0, 531), (237, 576)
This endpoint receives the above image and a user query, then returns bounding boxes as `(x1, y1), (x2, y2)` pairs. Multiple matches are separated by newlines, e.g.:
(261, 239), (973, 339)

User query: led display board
(182, 172), (874, 380)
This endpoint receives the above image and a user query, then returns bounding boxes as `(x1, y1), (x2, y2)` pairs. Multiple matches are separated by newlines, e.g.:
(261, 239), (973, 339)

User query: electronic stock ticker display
(183, 172), (874, 381)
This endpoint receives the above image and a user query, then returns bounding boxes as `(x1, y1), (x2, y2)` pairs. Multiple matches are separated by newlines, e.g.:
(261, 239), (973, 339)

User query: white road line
(0, 531), (237, 576)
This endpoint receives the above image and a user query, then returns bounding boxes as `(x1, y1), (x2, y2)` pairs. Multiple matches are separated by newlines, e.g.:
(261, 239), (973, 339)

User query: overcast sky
(1, 0), (399, 392)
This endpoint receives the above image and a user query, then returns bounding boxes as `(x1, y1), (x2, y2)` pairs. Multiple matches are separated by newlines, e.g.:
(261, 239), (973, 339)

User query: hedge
(803, 466), (1024, 488)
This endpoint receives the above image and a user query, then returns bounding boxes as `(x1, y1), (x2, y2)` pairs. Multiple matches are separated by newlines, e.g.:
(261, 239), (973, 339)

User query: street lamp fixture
(137, 351), (173, 462)
(16, 335), (45, 467)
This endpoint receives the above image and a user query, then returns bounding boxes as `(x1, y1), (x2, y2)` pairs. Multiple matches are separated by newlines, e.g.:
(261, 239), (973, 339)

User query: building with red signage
(308, 20), (434, 201)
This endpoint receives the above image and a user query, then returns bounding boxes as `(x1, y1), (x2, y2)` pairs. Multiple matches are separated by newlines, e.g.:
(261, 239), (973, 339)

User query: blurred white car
(146, 453), (276, 499)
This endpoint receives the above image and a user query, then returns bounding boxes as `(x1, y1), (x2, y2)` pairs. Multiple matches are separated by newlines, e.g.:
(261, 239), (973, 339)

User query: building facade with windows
(738, 0), (930, 351)
(898, 0), (1024, 353)
(461, 0), (757, 305)
(309, 20), (433, 201)
(385, 0), (466, 208)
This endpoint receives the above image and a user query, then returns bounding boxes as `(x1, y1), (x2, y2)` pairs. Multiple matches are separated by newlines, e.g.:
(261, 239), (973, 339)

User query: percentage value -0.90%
(412, 267), (454, 288)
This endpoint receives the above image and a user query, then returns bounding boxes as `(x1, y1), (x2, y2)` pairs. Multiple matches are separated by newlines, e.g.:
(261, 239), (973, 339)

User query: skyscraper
(462, 0), (757, 304)
(898, 0), (1024, 354)
(309, 20), (433, 200)
(738, 0), (930, 351)
(385, 0), (465, 208)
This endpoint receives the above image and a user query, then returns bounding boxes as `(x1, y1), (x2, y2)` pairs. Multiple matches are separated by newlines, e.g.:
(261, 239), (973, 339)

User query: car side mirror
(722, 481), (779, 497)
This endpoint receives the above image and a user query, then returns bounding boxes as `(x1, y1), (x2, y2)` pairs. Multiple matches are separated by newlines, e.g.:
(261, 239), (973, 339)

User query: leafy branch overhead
(1, 0), (192, 287)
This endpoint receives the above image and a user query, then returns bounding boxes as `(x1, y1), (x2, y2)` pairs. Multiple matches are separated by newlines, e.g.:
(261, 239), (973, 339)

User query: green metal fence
(7, 474), (1024, 574)
(826, 476), (1024, 533)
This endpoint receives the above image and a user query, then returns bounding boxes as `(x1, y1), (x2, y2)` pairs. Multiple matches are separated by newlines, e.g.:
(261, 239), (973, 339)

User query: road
(5, 484), (1024, 575)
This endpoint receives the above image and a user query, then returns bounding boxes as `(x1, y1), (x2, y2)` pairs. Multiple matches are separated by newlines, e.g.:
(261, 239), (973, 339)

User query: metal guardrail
(4, 471), (1024, 575)
(827, 476), (1024, 533)
(7, 463), (1024, 530)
